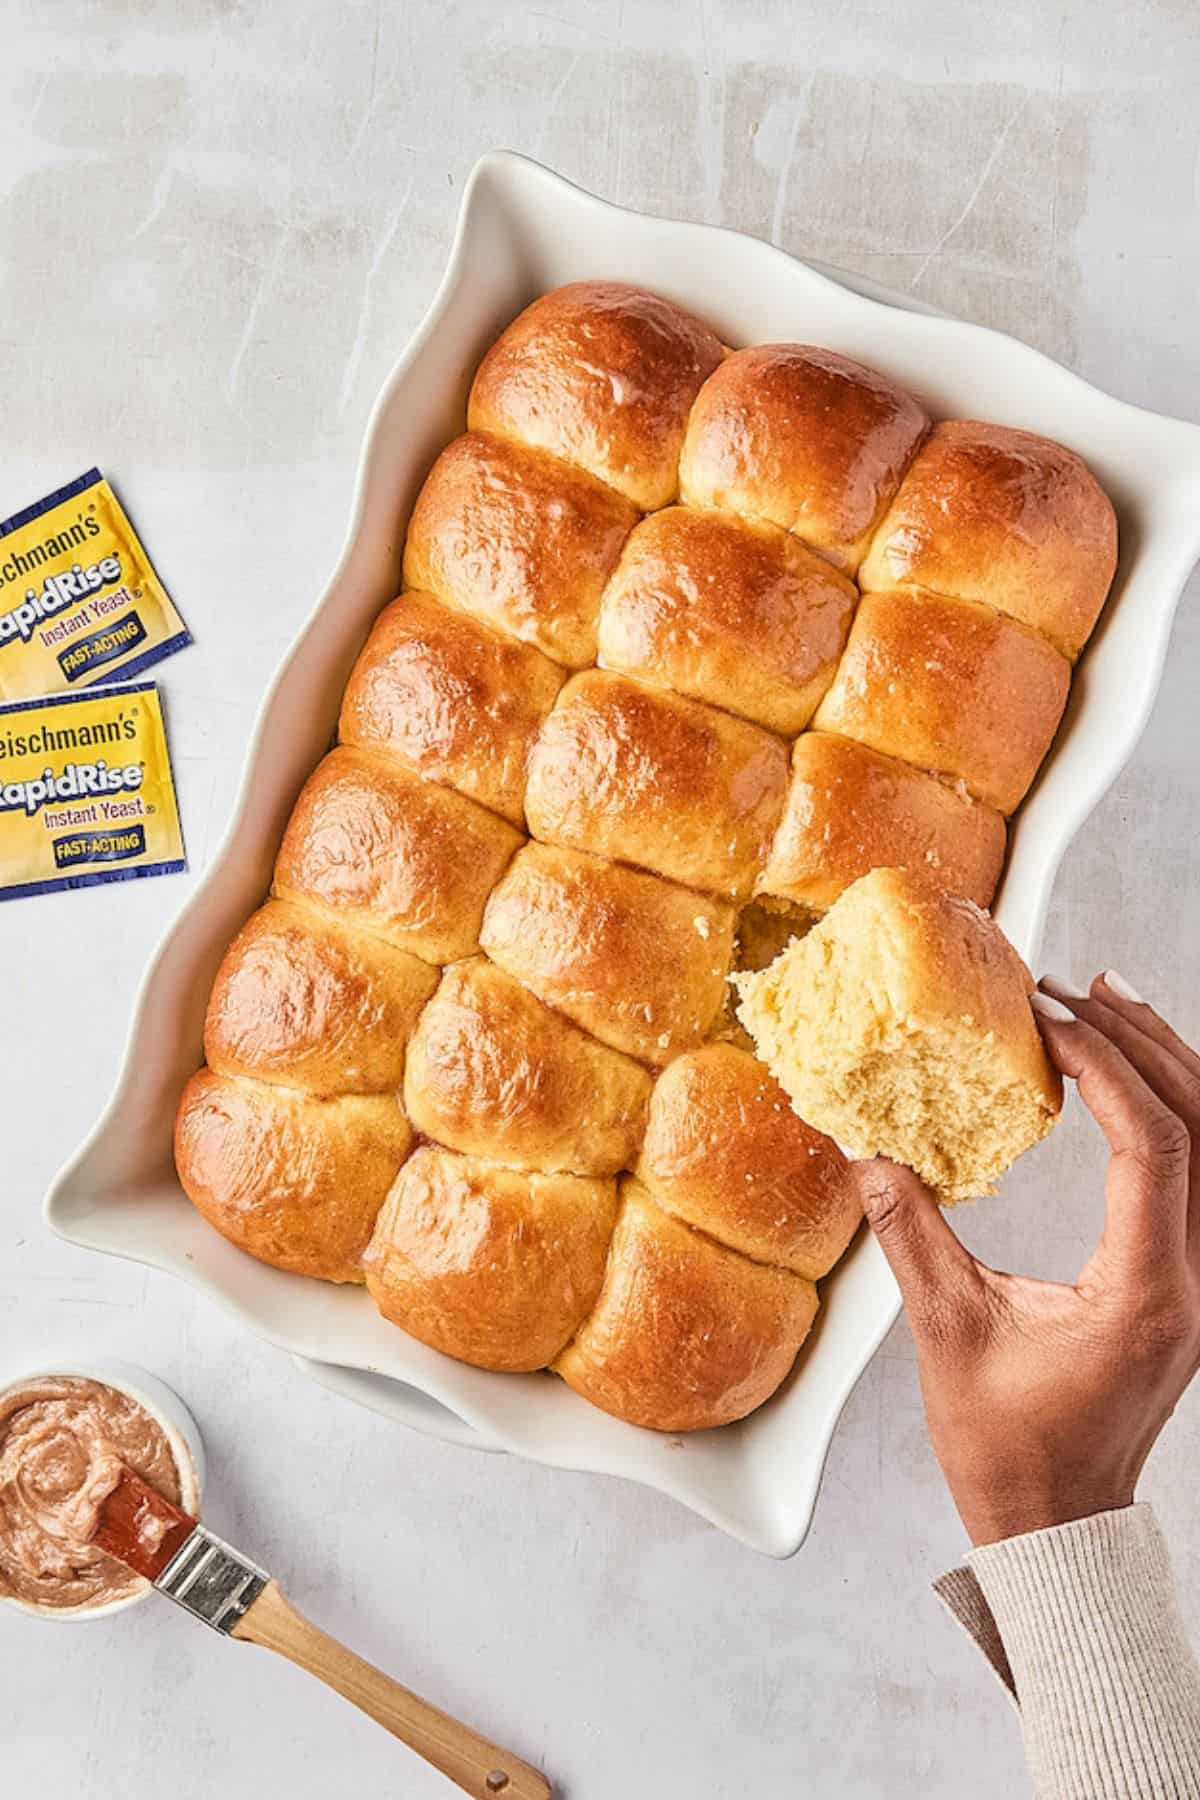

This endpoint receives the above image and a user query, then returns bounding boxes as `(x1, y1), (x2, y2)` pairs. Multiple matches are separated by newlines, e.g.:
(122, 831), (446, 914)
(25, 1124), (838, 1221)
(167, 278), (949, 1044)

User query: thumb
(854, 1158), (977, 1319)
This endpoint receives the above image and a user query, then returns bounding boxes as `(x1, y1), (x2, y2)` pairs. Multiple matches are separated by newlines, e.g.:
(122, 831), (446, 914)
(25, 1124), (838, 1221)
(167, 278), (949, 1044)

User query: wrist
(957, 1482), (1137, 1548)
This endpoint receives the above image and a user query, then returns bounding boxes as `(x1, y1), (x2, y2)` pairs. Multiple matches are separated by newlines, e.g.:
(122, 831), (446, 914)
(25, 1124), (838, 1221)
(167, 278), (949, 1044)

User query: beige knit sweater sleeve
(935, 1505), (1200, 1799)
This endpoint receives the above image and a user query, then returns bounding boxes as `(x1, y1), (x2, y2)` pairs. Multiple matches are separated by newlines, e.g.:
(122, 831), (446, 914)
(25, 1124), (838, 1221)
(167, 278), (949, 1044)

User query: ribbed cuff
(966, 1505), (1200, 1799)
(933, 1563), (1017, 1700)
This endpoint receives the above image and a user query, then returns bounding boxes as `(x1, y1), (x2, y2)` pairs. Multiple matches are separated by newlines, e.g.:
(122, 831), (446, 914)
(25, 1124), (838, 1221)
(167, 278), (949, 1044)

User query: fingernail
(1031, 991), (1075, 1024)
(1040, 973), (1089, 1002)
(1103, 969), (1145, 1005)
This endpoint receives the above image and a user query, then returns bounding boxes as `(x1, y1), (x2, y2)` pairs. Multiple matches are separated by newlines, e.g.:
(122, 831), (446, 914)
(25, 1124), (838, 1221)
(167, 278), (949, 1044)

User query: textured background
(2, 3), (1198, 1795)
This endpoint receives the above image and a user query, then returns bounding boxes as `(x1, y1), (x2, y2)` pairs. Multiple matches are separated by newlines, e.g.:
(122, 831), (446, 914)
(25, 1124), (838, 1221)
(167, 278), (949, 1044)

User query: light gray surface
(1, 4), (1198, 1796)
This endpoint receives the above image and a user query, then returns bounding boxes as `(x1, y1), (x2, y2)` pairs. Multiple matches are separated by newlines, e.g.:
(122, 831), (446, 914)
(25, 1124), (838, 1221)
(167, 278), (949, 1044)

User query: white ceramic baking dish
(47, 151), (1200, 1558)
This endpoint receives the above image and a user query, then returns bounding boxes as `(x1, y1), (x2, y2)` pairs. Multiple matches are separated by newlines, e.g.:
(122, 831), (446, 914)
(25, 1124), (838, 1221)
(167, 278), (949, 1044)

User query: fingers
(1041, 975), (1200, 1138)
(854, 1158), (979, 1331)
(1030, 996), (1191, 1277)
(1093, 973), (1200, 1085)
(1041, 973), (1200, 1262)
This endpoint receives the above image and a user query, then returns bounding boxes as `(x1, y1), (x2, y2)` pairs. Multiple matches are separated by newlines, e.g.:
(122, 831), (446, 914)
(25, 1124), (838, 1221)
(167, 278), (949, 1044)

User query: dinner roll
(179, 280), (1120, 1435)
(339, 591), (565, 824)
(813, 588), (1070, 814)
(364, 1146), (617, 1372)
(480, 841), (735, 1064)
(734, 867), (1062, 1203)
(596, 506), (858, 733)
(553, 1179), (819, 1432)
(403, 431), (638, 667)
(468, 281), (723, 509)
(637, 1043), (860, 1278)
(204, 899), (438, 1094)
(760, 732), (1007, 912)
(525, 670), (789, 899)
(403, 956), (651, 1176)
(679, 345), (929, 571)
(175, 1071), (412, 1283)
(860, 420), (1117, 659)
(273, 745), (523, 963)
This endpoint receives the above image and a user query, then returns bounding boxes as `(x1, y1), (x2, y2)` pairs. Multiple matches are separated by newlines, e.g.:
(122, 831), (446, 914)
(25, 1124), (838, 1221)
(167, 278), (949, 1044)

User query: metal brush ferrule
(154, 1525), (268, 1634)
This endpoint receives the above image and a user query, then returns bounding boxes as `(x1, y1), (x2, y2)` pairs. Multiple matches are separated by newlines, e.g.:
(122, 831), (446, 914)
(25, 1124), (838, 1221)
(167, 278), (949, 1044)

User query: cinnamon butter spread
(0, 1376), (183, 1610)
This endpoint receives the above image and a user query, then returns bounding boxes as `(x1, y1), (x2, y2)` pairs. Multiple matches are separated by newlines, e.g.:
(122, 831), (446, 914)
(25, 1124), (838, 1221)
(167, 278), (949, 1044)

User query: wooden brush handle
(231, 1580), (551, 1799)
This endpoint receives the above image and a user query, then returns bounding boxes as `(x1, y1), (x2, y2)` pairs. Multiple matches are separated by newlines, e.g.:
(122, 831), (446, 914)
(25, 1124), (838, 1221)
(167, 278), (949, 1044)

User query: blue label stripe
(0, 678), (158, 720)
(86, 626), (193, 687)
(0, 857), (186, 903)
(0, 469), (104, 541)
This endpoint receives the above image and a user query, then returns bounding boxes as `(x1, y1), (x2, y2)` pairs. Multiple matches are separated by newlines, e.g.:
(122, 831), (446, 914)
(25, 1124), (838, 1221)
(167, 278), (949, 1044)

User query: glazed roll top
(274, 745), (524, 962)
(524, 670), (791, 899)
(404, 431), (639, 667)
(596, 506), (858, 734)
(339, 589), (565, 825)
(177, 277), (1116, 1433)
(176, 1072), (413, 1284)
(553, 1178), (820, 1433)
(760, 734), (1007, 913)
(467, 280), (725, 508)
(859, 420), (1118, 659)
(365, 1147), (618, 1373)
(678, 344), (931, 571)
(636, 1043), (860, 1279)
(480, 842), (736, 1065)
(812, 589), (1071, 815)
(203, 900), (438, 1095)
(403, 956), (652, 1177)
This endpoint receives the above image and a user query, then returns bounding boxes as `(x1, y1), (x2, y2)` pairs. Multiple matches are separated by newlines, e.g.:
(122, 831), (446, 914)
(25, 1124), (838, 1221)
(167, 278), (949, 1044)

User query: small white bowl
(0, 1359), (205, 1623)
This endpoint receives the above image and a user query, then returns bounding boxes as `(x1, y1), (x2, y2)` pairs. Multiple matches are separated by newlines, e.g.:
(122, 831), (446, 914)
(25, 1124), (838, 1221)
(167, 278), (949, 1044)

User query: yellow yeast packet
(0, 681), (185, 901)
(0, 469), (191, 699)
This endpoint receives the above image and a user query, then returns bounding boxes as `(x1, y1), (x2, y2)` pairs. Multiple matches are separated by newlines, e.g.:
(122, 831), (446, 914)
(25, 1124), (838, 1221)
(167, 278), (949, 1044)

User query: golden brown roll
(177, 280), (1122, 1437)
(596, 506), (858, 733)
(812, 588), (1071, 814)
(524, 670), (790, 899)
(273, 745), (523, 963)
(468, 281), (724, 510)
(859, 420), (1118, 659)
(403, 956), (651, 1176)
(734, 867), (1062, 1203)
(760, 732), (1007, 912)
(175, 1070), (412, 1283)
(203, 899), (438, 1095)
(637, 1043), (860, 1279)
(480, 841), (735, 1065)
(339, 591), (565, 825)
(403, 431), (639, 667)
(678, 344), (929, 572)
(553, 1179), (819, 1432)
(364, 1146), (617, 1372)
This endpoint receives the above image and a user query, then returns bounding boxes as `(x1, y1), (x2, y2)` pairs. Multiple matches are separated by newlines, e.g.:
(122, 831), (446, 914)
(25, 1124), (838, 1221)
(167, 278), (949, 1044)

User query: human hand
(856, 972), (1200, 1547)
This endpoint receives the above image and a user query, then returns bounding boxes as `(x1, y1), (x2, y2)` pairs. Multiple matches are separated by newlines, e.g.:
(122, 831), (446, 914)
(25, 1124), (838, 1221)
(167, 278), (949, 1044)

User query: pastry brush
(93, 1464), (551, 1799)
